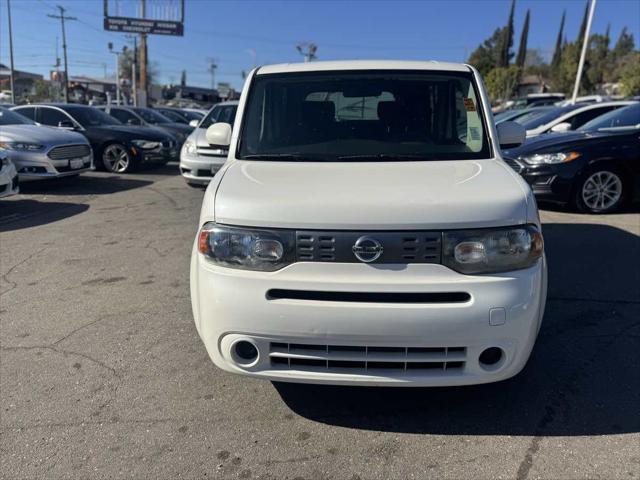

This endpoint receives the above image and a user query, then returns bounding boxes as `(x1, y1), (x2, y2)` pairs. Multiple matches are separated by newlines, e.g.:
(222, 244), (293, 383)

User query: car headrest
(377, 101), (403, 124)
(301, 101), (335, 124)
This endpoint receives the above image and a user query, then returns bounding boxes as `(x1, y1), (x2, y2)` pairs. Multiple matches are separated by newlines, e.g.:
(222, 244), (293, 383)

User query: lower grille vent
(269, 343), (466, 374)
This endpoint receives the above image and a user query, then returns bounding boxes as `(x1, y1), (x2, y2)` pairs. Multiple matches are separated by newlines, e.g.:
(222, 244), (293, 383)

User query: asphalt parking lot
(1, 164), (639, 479)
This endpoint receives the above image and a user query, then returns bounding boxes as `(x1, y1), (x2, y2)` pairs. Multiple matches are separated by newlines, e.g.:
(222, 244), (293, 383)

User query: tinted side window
(39, 108), (70, 126)
(218, 106), (237, 124)
(199, 106), (222, 129)
(110, 108), (138, 124)
(15, 107), (36, 120)
(569, 107), (616, 129)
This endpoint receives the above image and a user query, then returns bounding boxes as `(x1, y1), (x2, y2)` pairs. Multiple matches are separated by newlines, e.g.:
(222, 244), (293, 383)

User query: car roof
(257, 60), (471, 75)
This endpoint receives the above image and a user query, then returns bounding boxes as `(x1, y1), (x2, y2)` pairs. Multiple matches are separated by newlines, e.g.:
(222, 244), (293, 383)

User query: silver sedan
(0, 107), (93, 181)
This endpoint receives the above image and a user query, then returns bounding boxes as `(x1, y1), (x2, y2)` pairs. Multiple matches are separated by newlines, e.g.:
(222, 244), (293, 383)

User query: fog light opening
(479, 347), (504, 370)
(232, 340), (259, 366)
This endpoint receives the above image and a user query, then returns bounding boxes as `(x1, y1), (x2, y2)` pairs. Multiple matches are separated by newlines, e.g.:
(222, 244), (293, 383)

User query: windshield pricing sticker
(463, 98), (477, 111)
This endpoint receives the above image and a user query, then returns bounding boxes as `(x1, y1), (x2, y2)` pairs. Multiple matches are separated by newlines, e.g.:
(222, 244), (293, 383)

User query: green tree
(499, 0), (516, 67)
(576, 0), (590, 54)
(484, 65), (522, 100)
(585, 33), (611, 87)
(467, 27), (507, 77)
(612, 27), (635, 59)
(516, 9), (530, 68)
(551, 11), (566, 69)
(617, 51), (640, 96)
(119, 48), (157, 87)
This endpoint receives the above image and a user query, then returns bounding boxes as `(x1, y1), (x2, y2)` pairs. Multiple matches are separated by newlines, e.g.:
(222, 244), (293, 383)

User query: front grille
(296, 230), (442, 264)
(197, 146), (228, 157)
(503, 157), (524, 173)
(269, 342), (466, 374)
(47, 144), (91, 160)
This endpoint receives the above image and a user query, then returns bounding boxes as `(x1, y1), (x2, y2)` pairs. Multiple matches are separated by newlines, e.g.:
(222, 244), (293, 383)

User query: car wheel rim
(103, 145), (130, 173)
(582, 171), (622, 211)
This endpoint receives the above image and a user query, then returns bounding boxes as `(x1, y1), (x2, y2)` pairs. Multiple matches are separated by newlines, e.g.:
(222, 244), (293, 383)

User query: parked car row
(503, 103), (640, 213)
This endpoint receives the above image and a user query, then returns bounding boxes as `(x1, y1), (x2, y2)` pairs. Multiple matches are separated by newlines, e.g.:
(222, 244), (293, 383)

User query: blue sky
(2, 0), (639, 89)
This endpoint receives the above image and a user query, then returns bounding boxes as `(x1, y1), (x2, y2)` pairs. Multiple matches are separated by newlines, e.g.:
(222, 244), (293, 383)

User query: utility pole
(296, 43), (317, 62)
(207, 59), (218, 90)
(48, 6), (76, 103)
(139, 0), (148, 106)
(108, 43), (120, 105)
(572, 0), (596, 104)
(7, 0), (16, 103)
(131, 36), (137, 106)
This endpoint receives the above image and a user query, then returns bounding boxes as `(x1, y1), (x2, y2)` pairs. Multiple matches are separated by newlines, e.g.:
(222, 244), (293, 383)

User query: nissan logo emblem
(352, 236), (383, 263)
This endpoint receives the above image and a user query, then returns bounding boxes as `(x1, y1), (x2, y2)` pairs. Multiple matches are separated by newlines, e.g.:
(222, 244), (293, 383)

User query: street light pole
(108, 43), (120, 105)
(47, 6), (76, 103)
(7, 0), (16, 103)
(572, 0), (597, 104)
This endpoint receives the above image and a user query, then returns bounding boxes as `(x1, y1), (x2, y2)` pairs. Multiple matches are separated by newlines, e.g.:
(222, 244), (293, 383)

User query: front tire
(574, 167), (626, 214)
(101, 143), (134, 173)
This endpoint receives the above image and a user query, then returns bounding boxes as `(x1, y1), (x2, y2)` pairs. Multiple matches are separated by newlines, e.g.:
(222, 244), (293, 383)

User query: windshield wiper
(336, 154), (430, 161)
(241, 153), (329, 161)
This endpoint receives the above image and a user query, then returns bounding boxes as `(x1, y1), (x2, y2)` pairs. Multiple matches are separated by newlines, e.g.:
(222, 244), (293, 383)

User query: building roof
(257, 60), (471, 75)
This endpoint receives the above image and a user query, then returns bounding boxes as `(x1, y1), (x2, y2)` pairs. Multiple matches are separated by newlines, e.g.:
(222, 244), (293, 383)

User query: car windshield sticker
(463, 98), (476, 112)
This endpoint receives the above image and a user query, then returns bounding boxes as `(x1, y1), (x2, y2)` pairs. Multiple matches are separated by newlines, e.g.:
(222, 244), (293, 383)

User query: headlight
(0, 141), (45, 151)
(520, 151), (581, 165)
(443, 225), (543, 274)
(183, 140), (197, 156)
(197, 223), (295, 271)
(131, 140), (161, 150)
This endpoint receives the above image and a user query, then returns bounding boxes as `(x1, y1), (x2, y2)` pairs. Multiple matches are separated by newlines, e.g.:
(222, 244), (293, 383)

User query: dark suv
(12, 104), (177, 173)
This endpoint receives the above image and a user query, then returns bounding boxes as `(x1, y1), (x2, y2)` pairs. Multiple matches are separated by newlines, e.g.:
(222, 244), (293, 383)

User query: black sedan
(12, 103), (178, 173)
(503, 103), (640, 214)
(153, 106), (203, 125)
(98, 106), (193, 148)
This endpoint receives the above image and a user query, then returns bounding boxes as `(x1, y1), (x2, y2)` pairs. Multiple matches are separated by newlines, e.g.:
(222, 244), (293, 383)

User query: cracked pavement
(1, 163), (639, 479)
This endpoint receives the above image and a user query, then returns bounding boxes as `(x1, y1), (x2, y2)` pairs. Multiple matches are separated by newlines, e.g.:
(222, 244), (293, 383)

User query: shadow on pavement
(275, 223), (640, 436)
(0, 200), (89, 232)
(18, 175), (152, 196)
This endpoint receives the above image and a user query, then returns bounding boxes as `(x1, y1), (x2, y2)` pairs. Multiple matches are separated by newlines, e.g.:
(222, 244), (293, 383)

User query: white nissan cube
(191, 61), (547, 387)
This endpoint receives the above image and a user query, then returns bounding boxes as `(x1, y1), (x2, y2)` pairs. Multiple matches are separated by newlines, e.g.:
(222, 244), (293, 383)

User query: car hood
(504, 131), (590, 157)
(213, 159), (528, 230)
(0, 124), (87, 144)
(157, 123), (193, 134)
(89, 124), (174, 141)
(188, 127), (212, 147)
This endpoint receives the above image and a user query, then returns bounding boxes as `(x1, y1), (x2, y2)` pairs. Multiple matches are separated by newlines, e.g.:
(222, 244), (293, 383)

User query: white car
(520, 101), (635, 137)
(179, 101), (238, 186)
(190, 60), (547, 387)
(0, 106), (93, 180)
(0, 151), (19, 198)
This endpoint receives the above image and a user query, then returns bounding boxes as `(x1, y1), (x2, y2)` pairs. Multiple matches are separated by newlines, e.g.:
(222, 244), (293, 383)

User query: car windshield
(179, 110), (202, 121)
(159, 109), (187, 123)
(0, 107), (35, 125)
(64, 106), (122, 127)
(200, 104), (238, 129)
(578, 103), (640, 132)
(238, 71), (491, 161)
(134, 108), (171, 124)
(514, 105), (578, 130)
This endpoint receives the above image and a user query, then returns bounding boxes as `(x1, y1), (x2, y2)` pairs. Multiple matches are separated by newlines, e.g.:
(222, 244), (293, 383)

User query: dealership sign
(104, 16), (183, 36)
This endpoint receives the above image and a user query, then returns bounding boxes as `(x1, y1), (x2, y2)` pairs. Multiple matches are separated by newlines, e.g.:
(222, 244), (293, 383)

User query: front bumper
(504, 157), (577, 204)
(136, 147), (177, 165)
(191, 246), (547, 386)
(180, 155), (225, 184)
(10, 150), (93, 181)
(0, 163), (19, 198)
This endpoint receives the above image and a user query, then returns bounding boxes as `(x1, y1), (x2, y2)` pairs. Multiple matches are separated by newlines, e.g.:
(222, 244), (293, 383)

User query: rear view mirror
(550, 122), (572, 133)
(189, 119), (199, 128)
(206, 122), (232, 147)
(496, 121), (526, 149)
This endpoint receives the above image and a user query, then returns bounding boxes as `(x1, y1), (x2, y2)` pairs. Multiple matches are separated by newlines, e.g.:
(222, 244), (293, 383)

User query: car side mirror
(58, 120), (75, 129)
(206, 122), (232, 147)
(496, 121), (526, 149)
(189, 119), (199, 128)
(550, 122), (572, 133)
